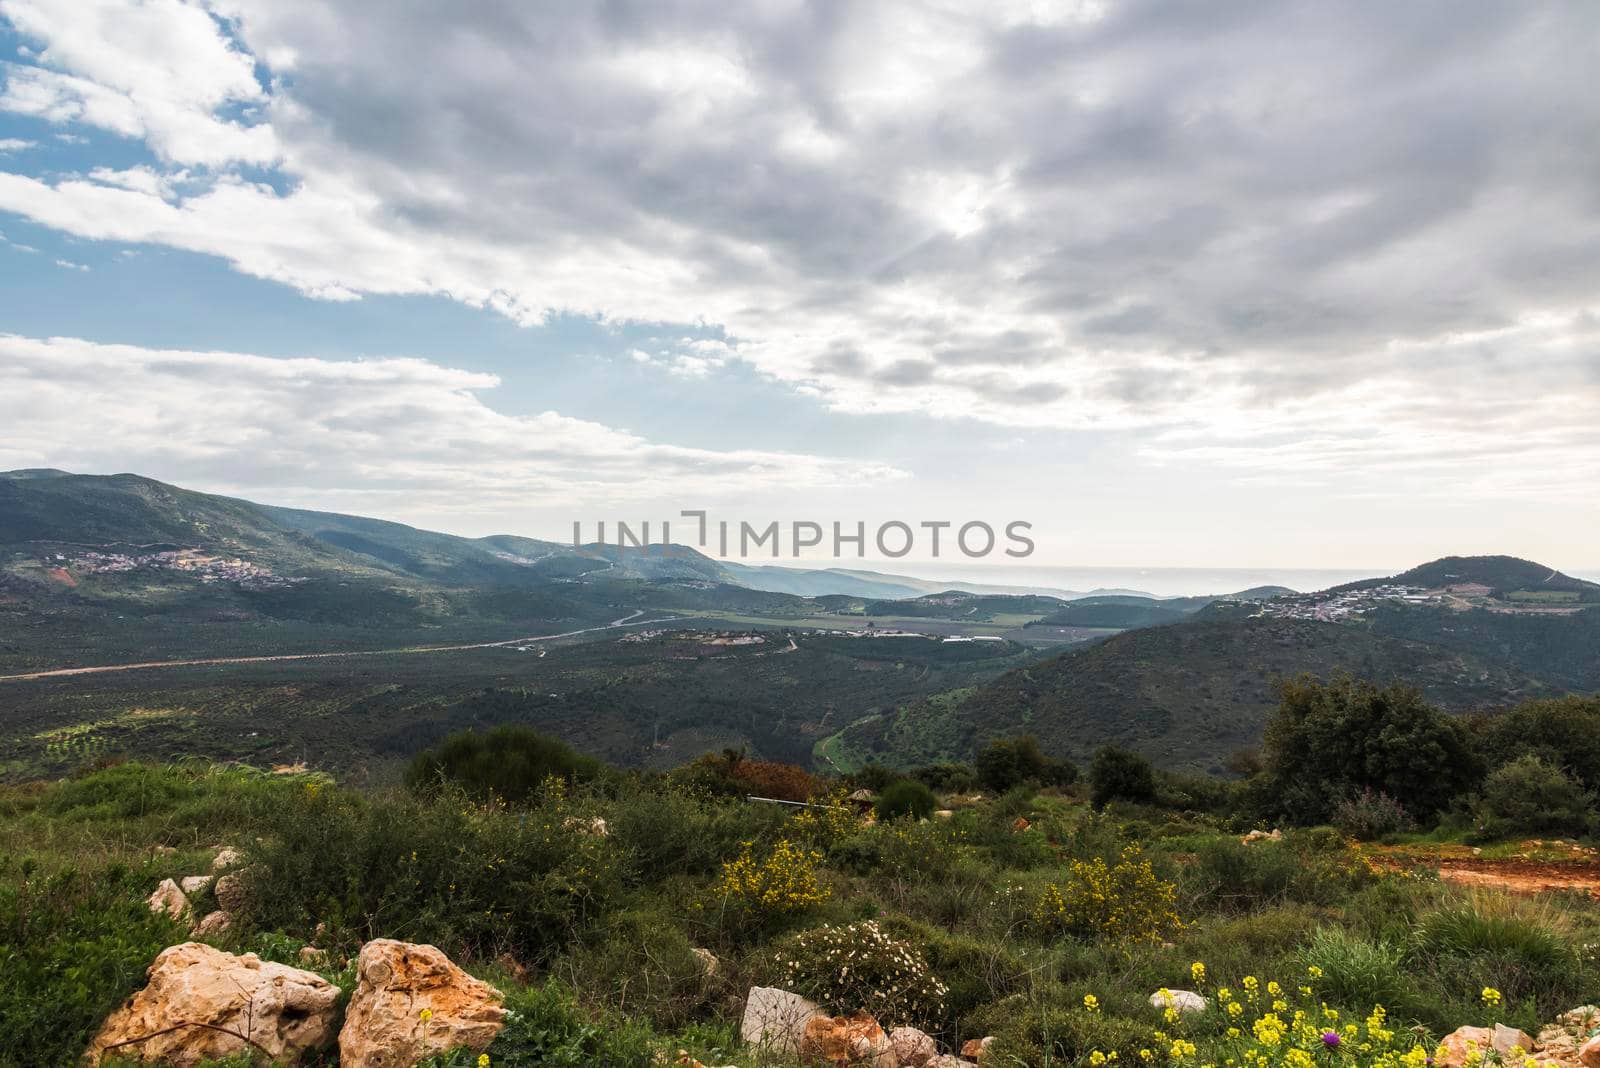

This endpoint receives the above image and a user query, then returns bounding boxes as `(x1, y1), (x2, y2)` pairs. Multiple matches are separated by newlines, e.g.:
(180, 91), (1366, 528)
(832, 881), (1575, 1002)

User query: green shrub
(605, 779), (783, 886)
(1473, 755), (1596, 838)
(771, 919), (947, 1028)
(1410, 894), (1586, 1019)
(1332, 788), (1415, 840)
(876, 779), (937, 822)
(422, 981), (659, 1067)
(1089, 747), (1156, 809)
(556, 907), (709, 1029)
(405, 725), (601, 805)
(0, 860), (183, 1065)
(976, 736), (1077, 793)
(242, 779), (621, 963)
(1298, 927), (1415, 1015)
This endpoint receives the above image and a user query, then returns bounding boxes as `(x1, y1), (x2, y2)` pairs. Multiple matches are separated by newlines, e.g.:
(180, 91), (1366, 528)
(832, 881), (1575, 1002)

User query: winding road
(0, 611), (681, 683)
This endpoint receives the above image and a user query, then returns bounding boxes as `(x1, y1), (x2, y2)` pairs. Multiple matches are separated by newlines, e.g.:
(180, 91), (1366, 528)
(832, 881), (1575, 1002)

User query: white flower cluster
(778, 920), (948, 1027)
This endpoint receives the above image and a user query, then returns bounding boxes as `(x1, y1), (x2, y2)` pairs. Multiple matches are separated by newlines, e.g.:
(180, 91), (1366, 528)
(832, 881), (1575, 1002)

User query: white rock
(1151, 989), (1208, 1016)
(179, 874), (212, 895)
(740, 986), (822, 1056)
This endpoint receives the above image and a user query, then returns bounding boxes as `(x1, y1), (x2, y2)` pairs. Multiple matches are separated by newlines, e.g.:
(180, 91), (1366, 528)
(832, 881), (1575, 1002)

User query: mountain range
(2, 469), (1596, 780)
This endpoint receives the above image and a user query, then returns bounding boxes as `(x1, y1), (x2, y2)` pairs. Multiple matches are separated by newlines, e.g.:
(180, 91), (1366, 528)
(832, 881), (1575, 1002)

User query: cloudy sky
(1, 0), (1597, 571)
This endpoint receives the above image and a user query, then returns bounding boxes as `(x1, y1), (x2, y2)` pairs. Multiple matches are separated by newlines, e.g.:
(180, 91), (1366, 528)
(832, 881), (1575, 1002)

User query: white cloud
(0, 136), (33, 151)
(0, 0), (276, 165)
(0, 334), (904, 519)
(0, 0), (1595, 495)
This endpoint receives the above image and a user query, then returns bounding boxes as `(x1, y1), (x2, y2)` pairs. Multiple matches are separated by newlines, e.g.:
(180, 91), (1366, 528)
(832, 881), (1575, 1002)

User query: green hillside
(829, 617), (1546, 774)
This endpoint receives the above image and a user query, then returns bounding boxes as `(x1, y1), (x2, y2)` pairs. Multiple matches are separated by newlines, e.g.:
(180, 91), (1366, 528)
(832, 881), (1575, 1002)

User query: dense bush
(405, 725), (601, 804)
(242, 778), (622, 962)
(1473, 754), (1596, 838)
(1031, 845), (1184, 943)
(1332, 788), (1415, 840)
(875, 779), (937, 821)
(772, 920), (947, 1028)
(976, 735), (1076, 793)
(1088, 746), (1156, 809)
(1261, 677), (1480, 824)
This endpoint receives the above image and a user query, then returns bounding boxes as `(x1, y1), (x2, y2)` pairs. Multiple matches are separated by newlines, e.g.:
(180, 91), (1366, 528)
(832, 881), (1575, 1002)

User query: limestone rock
(1495, 1024), (1535, 1060)
(212, 846), (244, 871)
(961, 1035), (995, 1062)
(298, 946), (328, 967)
(928, 1057), (967, 1068)
(890, 1024), (938, 1067)
(692, 947), (719, 977)
(933, 809), (954, 820)
(86, 942), (339, 1066)
(1151, 989), (1209, 1016)
(1240, 828), (1283, 844)
(1437, 1027), (1496, 1068)
(740, 986), (822, 1056)
(147, 878), (190, 921)
(192, 910), (232, 937)
(338, 939), (506, 1068)
(213, 871), (250, 914)
(179, 875), (212, 896)
(800, 1011), (895, 1068)
(1580, 1032), (1600, 1068)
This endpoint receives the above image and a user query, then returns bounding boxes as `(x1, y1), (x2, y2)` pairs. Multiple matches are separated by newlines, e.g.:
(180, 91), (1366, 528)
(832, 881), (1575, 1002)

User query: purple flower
(1322, 1032), (1341, 1049)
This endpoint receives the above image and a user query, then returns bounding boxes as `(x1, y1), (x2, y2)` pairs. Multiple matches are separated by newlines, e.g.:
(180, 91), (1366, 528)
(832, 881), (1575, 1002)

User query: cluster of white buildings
(1247, 584), (1437, 621)
(52, 549), (303, 590)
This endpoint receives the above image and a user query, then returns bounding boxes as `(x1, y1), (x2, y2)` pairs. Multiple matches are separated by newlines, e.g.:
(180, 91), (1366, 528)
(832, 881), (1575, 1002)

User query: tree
(405, 725), (600, 804)
(1473, 695), (1600, 792)
(1089, 746), (1157, 809)
(975, 735), (1077, 793)
(1261, 676), (1480, 826)
(875, 779), (938, 821)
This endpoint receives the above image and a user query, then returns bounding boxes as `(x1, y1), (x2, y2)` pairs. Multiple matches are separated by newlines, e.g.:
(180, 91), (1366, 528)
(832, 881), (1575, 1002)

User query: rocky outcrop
(1150, 989), (1208, 1016)
(692, 947), (720, 977)
(211, 846), (244, 871)
(85, 942), (339, 1067)
(799, 1011), (895, 1067)
(338, 940), (505, 1068)
(890, 1025), (938, 1067)
(740, 986), (823, 1056)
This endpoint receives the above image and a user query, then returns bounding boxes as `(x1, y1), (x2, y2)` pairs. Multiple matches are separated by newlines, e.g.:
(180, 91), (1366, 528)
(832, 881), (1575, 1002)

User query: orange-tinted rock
(86, 942), (338, 1066)
(338, 939), (505, 1068)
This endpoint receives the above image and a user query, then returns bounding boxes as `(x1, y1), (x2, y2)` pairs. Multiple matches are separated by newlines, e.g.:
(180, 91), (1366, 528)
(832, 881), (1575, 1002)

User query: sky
(0, 0), (1597, 572)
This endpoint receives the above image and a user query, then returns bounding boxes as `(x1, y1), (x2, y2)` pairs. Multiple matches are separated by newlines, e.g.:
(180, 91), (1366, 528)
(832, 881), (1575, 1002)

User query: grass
(2, 758), (1597, 1066)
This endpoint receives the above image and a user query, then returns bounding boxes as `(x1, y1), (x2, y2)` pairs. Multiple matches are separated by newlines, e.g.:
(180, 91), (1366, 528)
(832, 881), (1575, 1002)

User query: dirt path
(1433, 858), (1600, 896)
(0, 614), (684, 683)
(1374, 841), (1600, 897)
